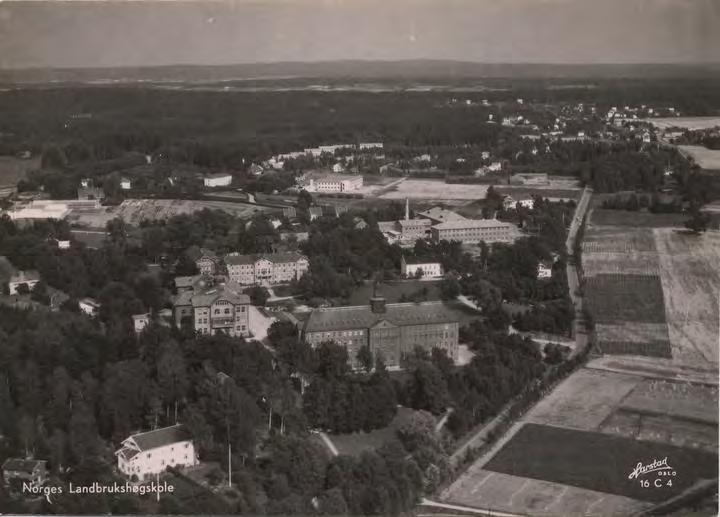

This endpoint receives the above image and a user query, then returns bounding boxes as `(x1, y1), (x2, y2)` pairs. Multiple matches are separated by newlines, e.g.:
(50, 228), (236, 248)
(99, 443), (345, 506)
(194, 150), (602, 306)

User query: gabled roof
(2, 458), (46, 473)
(190, 282), (251, 308)
(303, 301), (458, 333)
(9, 270), (40, 284)
(417, 207), (467, 223)
(125, 424), (193, 452)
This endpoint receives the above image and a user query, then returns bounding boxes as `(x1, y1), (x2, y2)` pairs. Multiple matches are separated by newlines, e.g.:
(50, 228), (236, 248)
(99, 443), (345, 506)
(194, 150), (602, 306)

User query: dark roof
(2, 458), (46, 473)
(128, 424), (193, 451)
(303, 301), (458, 333)
(70, 230), (107, 249)
(189, 282), (251, 308)
(224, 252), (307, 266)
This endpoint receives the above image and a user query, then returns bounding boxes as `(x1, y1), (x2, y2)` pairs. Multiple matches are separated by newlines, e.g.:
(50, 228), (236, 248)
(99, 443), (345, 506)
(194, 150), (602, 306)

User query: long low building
(431, 218), (516, 244)
(302, 294), (459, 369)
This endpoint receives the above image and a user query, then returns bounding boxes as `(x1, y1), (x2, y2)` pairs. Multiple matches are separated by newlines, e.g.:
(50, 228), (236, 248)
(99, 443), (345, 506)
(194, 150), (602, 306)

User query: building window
(147, 453), (151, 458)
(241, 306), (246, 312)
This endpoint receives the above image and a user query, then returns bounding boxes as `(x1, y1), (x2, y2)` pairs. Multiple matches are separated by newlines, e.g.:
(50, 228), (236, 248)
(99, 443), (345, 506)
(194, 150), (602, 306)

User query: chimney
(405, 198), (410, 221)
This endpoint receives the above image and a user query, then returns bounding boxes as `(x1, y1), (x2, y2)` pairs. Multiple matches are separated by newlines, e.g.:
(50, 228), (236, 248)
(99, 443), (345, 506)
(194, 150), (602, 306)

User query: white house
(8, 270), (40, 295)
(132, 313), (151, 334)
(537, 262), (553, 279)
(488, 161), (502, 172)
(332, 163), (345, 173)
(115, 424), (198, 481)
(79, 297), (101, 317)
(203, 173), (233, 188)
(401, 257), (443, 279)
(120, 178), (132, 190)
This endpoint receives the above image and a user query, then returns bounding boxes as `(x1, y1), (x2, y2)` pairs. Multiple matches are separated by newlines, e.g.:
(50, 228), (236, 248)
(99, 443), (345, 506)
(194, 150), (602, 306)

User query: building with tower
(301, 287), (459, 369)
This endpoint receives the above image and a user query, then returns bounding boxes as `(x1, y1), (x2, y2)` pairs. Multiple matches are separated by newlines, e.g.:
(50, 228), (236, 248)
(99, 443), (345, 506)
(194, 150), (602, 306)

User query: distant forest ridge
(2, 60), (720, 84)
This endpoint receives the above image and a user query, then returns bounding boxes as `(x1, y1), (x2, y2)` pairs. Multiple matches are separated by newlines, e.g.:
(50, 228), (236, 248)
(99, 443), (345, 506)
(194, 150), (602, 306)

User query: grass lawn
(346, 280), (443, 305)
(328, 407), (424, 456)
(484, 423), (718, 503)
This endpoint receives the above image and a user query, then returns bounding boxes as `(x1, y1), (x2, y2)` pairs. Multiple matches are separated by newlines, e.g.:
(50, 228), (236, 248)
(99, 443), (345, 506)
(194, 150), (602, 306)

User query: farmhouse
(115, 424), (198, 481)
(302, 293), (459, 369)
(401, 257), (443, 278)
(2, 458), (48, 489)
(203, 173), (232, 188)
(225, 252), (309, 285)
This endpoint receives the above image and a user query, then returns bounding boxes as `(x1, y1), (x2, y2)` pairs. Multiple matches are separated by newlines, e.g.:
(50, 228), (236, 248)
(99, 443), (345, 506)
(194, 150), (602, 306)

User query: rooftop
(9, 270), (40, 283)
(2, 458), (47, 473)
(303, 300), (458, 333)
(190, 282), (251, 308)
(417, 207), (467, 223)
(224, 251), (306, 266)
(126, 424), (193, 451)
(205, 172), (232, 180)
(433, 218), (514, 231)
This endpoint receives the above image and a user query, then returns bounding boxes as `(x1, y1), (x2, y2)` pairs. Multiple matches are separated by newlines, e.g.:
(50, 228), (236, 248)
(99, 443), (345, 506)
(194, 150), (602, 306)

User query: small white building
(132, 313), (151, 334)
(115, 424), (198, 481)
(203, 173), (233, 188)
(79, 297), (101, 317)
(401, 257), (443, 278)
(503, 196), (534, 211)
(120, 178), (132, 190)
(332, 163), (345, 173)
(8, 270), (40, 295)
(537, 262), (553, 279)
(488, 161), (502, 172)
(305, 174), (362, 193)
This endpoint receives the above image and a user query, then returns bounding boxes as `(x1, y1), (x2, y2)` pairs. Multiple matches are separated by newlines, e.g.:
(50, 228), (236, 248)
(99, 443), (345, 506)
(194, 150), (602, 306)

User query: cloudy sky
(0, 0), (718, 69)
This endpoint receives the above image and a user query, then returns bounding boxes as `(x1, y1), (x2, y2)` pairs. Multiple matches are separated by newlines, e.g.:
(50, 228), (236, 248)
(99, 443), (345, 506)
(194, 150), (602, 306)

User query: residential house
(2, 458), (48, 489)
(332, 163), (345, 173)
(487, 161), (502, 172)
(354, 217), (368, 230)
(115, 424), (198, 481)
(537, 262), (553, 279)
(172, 281), (250, 337)
(120, 178), (132, 190)
(132, 313), (151, 334)
(186, 248), (221, 276)
(79, 297), (101, 317)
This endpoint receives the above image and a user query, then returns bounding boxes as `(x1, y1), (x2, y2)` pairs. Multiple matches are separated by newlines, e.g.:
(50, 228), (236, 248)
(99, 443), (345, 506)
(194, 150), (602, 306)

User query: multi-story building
(431, 218), (516, 244)
(224, 252), (309, 285)
(302, 294), (459, 369)
(186, 248), (220, 276)
(378, 199), (432, 246)
(303, 174), (363, 193)
(115, 424), (198, 481)
(173, 281), (250, 337)
(401, 257), (443, 278)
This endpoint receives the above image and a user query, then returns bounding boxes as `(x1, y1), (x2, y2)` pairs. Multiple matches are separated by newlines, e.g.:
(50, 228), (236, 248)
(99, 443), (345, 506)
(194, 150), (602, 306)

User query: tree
(157, 342), (188, 423)
(356, 345), (373, 372)
(15, 283), (30, 295)
(684, 209), (711, 234)
(244, 285), (270, 306)
(409, 362), (451, 415)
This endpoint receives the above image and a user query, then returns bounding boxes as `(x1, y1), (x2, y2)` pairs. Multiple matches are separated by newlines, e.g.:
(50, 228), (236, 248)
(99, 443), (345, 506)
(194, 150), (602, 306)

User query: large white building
(401, 257), (443, 278)
(431, 218), (516, 244)
(173, 281), (251, 337)
(225, 252), (309, 285)
(203, 173), (233, 188)
(304, 174), (363, 193)
(115, 424), (198, 481)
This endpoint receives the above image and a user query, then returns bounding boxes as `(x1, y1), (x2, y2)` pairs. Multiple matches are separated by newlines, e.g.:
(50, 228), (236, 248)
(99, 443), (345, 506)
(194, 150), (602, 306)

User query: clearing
(654, 228), (720, 366)
(678, 145), (720, 170)
(483, 423), (718, 503)
(379, 179), (490, 200)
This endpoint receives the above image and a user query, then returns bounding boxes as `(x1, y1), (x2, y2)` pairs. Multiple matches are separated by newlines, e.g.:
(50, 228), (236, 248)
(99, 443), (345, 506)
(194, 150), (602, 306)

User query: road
(565, 186), (593, 358)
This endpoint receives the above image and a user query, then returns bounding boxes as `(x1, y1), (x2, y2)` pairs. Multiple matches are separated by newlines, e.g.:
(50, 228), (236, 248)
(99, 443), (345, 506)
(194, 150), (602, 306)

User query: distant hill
(2, 60), (720, 84)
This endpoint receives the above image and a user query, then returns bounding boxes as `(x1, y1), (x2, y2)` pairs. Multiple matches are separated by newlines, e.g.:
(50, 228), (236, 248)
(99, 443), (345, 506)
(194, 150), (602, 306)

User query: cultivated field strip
(585, 274), (667, 324)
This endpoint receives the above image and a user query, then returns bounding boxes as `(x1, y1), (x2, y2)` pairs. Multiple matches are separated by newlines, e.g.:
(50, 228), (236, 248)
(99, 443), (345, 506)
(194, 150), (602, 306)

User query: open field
(589, 209), (686, 228)
(621, 379), (718, 425)
(679, 145), (720, 170)
(379, 179), (490, 200)
(595, 323), (670, 344)
(494, 186), (581, 200)
(71, 198), (278, 227)
(654, 228), (720, 366)
(346, 280), (443, 305)
(644, 117), (720, 131)
(585, 274), (667, 324)
(526, 368), (641, 431)
(583, 226), (657, 253)
(441, 468), (648, 516)
(483, 423), (718, 503)
(583, 253), (660, 276)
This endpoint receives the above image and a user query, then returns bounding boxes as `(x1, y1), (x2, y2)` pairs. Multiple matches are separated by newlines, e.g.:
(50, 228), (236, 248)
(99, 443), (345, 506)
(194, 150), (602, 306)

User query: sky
(0, 0), (718, 69)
